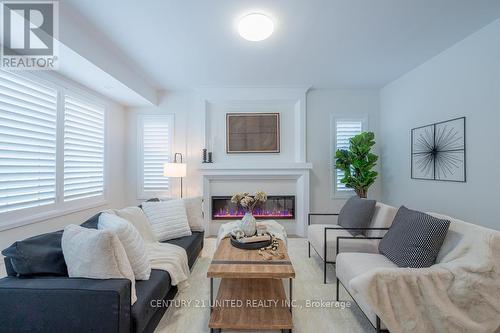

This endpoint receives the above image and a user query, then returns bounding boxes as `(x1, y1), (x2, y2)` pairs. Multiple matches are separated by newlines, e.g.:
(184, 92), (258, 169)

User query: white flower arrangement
(230, 191), (268, 214)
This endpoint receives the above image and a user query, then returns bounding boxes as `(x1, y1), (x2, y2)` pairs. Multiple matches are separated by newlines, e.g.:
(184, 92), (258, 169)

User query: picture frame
(226, 113), (280, 153)
(411, 117), (466, 182)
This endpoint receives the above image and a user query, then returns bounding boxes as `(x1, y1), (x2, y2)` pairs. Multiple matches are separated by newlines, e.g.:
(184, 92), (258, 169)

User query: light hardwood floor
(156, 237), (373, 333)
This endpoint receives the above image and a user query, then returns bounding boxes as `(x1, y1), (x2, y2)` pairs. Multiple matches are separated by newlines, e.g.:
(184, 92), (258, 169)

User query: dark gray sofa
(0, 211), (204, 333)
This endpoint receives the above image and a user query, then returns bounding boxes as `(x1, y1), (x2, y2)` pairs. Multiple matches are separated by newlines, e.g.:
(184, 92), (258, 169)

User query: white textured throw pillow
(61, 224), (137, 304)
(142, 200), (192, 241)
(183, 197), (205, 232)
(98, 213), (151, 280)
(111, 206), (156, 243)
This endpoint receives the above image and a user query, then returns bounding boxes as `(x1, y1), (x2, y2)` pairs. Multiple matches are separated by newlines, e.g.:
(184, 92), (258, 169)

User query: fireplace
(212, 195), (295, 220)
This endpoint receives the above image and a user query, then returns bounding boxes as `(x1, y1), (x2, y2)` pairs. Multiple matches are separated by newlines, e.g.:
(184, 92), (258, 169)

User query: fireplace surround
(212, 195), (295, 220)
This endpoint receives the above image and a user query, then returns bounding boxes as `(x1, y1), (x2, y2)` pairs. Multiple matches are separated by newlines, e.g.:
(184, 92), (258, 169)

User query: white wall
(124, 88), (380, 227)
(307, 89), (381, 218)
(380, 18), (500, 230)
(0, 73), (127, 276)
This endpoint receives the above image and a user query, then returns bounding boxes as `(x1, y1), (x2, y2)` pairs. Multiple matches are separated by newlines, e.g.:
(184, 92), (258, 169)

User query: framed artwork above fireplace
(226, 113), (280, 153)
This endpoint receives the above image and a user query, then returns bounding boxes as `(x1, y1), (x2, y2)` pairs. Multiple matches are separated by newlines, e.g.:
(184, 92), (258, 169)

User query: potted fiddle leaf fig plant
(335, 131), (378, 198)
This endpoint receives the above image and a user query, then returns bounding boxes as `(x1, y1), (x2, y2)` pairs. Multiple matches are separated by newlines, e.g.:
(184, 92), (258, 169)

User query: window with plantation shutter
(0, 70), (58, 213)
(63, 95), (105, 201)
(138, 115), (173, 198)
(333, 118), (365, 196)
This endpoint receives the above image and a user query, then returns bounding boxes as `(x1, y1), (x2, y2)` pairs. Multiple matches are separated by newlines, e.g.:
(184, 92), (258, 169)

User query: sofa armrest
(0, 276), (131, 333)
(308, 213), (339, 225)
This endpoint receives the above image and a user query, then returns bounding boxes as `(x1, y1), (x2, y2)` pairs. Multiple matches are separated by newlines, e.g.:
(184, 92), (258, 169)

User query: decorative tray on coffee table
(230, 233), (272, 250)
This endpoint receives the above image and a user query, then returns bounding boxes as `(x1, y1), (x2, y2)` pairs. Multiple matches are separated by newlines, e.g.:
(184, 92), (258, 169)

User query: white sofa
(336, 212), (500, 333)
(307, 202), (398, 283)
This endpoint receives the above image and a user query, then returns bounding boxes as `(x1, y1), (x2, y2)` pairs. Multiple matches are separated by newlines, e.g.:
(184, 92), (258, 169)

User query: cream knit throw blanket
(106, 207), (190, 290)
(350, 216), (500, 333)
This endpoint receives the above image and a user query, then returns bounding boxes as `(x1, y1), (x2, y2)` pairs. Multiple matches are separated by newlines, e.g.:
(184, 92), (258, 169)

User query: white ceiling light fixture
(238, 13), (274, 41)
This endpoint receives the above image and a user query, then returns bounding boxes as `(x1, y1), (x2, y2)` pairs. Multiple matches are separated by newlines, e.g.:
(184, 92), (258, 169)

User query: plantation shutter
(63, 95), (105, 201)
(0, 70), (58, 213)
(140, 116), (172, 195)
(335, 120), (363, 192)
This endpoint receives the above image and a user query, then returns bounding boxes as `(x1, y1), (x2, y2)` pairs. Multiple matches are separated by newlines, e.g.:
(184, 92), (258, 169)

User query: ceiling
(61, 0), (500, 91)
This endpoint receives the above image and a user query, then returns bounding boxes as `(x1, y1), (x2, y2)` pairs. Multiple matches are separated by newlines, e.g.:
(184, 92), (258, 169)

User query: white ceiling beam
(56, 3), (157, 106)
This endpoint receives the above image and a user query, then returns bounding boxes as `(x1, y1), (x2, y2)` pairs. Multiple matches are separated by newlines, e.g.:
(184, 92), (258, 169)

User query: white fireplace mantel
(198, 162), (313, 172)
(199, 162), (312, 237)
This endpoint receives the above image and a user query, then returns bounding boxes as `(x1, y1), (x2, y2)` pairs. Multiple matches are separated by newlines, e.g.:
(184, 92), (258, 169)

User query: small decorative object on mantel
(202, 149), (213, 163)
(230, 191), (268, 236)
(202, 149), (208, 163)
(411, 117), (466, 182)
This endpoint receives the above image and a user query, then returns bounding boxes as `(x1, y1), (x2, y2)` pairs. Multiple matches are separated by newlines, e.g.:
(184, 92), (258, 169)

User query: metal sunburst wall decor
(411, 117), (466, 182)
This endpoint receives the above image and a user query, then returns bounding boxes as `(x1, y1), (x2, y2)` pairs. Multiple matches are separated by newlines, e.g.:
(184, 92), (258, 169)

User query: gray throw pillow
(337, 196), (377, 236)
(1, 231), (67, 276)
(379, 206), (450, 268)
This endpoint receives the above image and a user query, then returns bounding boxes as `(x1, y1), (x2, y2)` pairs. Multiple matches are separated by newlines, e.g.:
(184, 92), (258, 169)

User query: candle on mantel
(210, 136), (215, 154)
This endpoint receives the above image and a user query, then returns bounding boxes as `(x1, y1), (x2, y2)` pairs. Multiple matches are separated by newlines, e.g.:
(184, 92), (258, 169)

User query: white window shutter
(335, 120), (363, 192)
(140, 116), (172, 197)
(0, 70), (58, 213)
(63, 95), (105, 201)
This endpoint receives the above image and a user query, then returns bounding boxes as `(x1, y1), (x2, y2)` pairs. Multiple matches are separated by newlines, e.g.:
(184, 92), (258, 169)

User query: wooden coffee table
(207, 238), (295, 333)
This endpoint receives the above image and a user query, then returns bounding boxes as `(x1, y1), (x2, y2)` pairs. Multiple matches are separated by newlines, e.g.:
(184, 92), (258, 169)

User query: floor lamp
(163, 153), (187, 198)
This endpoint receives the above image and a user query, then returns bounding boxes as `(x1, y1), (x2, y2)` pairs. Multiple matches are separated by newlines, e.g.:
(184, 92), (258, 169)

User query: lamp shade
(163, 163), (187, 178)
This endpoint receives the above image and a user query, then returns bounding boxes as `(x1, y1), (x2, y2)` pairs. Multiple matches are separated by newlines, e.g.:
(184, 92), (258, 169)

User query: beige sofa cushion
(427, 212), (498, 264)
(183, 196), (205, 231)
(366, 202), (398, 237)
(307, 224), (378, 262)
(336, 252), (397, 329)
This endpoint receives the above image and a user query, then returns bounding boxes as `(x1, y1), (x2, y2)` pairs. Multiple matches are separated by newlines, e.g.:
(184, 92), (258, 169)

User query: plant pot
(238, 212), (257, 237)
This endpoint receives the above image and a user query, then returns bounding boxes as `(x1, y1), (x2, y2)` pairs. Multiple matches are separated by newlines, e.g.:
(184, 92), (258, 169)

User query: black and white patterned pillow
(379, 206), (450, 268)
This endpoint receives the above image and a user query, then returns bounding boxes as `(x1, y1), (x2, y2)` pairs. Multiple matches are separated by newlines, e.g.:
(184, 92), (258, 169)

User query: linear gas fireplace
(212, 195), (295, 220)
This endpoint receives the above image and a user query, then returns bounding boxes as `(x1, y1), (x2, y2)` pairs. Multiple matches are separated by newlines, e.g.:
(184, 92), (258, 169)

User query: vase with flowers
(231, 191), (268, 237)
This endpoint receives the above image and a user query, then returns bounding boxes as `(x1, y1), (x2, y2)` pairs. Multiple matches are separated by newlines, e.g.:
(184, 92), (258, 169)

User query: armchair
(307, 202), (397, 283)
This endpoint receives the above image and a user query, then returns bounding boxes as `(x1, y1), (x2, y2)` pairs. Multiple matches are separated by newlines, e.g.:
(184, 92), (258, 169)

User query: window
(0, 71), (58, 213)
(0, 70), (106, 229)
(332, 117), (366, 197)
(138, 115), (173, 199)
(63, 95), (105, 201)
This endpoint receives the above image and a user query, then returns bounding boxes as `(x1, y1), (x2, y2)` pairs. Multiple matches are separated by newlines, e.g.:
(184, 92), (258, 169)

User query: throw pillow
(138, 198), (160, 209)
(61, 224), (137, 304)
(378, 206), (451, 268)
(141, 200), (192, 241)
(98, 213), (151, 280)
(337, 196), (377, 236)
(183, 197), (205, 232)
(1, 230), (67, 276)
(80, 212), (102, 229)
(110, 206), (156, 243)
